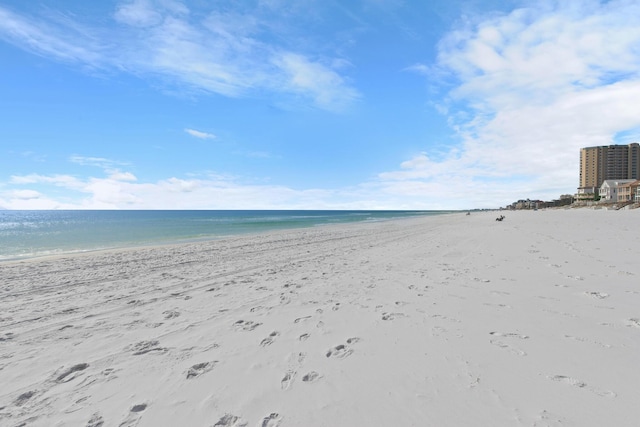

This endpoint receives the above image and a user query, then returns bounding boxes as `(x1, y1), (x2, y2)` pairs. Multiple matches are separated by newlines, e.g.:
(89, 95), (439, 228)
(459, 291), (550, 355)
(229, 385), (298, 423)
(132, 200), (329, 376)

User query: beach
(1, 209), (639, 426)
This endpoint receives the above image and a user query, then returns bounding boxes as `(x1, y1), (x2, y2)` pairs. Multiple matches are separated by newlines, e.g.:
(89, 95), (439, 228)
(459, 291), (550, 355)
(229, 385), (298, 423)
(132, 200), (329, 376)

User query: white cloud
(272, 52), (359, 111)
(185, 128), (216, 140)
(84, 178), (140, 207)
(108, 171), (138, 182)
(70, 156), (137, 183)
(2, 166), (479, 210)
(10, 173), (85, 190)
(7, 189), (42, 200)
(0, 6), (103, 66)
(70, 156), (129, 169)
(0, 186), (79, 209)
(0, 196), (76, 210)
(161, 177), (201, 193)
(0, 2), (359, 111)
(403, 63), (431, 76)
(114, 0), (163, 28)
(392, 0), (640, 206)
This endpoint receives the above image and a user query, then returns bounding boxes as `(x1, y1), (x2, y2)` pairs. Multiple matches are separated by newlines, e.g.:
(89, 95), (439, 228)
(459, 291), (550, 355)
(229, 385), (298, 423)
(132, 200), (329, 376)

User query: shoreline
(0, 212), (461, 265)
(0, 210), (457, 263)
(1, 209), (639, 426)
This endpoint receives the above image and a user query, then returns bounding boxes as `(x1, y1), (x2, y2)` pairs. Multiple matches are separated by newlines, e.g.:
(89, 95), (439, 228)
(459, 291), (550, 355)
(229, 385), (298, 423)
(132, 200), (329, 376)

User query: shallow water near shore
(0, 210), (451, 260)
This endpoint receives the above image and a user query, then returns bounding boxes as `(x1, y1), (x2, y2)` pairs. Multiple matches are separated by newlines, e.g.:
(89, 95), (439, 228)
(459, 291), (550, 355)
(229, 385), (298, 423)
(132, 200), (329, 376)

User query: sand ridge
(1, 209), (639, 426)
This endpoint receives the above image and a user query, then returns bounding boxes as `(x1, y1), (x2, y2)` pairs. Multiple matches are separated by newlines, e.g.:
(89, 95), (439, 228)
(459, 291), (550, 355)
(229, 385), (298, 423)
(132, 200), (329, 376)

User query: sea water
(0, 210), (451, 261)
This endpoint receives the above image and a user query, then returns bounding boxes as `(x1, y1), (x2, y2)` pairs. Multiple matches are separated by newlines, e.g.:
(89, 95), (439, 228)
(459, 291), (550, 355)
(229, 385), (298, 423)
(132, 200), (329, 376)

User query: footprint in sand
(119, 403), (148, 427)
(547, 375), (616, 398)
(163, 310), (180, 319)
(129, 340), (167, 355)
(56, 363), (89, 383)
(298, 333), (310, 341)
(326, 344), (353, 359)
(131, 404), (147, 412)
(213, 414), (247, 427)
(279, 295), (291, 305)
(186, 361), (217, 379)
(294, 316), (312, 324)
(233, 320), (262, 331)
(381, 312), (405, 321)
(280, 371), (296, 390)
(86, 412), (104, 427)
(489, 332), (528, 355)
(260, 413), (282, 427)
(14, 390), (36, 406)
(489, 331), (529, 340)
(302, 371), (321, 383)
(0, 332), (15, 342)
(627, 318), (640, 328)
(260, 331), (280, 347)
(584, 291), (609, 299)
(326, 338), (360, 359)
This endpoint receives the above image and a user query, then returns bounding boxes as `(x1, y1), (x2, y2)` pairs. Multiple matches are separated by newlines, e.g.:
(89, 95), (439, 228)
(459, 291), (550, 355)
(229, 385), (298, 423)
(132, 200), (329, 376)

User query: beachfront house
(599, 179), (635, 202)
(576, 186), (598, 201)
(617, 180), (640, 203)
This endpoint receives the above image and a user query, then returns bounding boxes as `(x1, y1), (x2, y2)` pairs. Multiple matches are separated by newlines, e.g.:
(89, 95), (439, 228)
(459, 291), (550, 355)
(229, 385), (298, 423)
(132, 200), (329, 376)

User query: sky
(2, 0), (640, 210)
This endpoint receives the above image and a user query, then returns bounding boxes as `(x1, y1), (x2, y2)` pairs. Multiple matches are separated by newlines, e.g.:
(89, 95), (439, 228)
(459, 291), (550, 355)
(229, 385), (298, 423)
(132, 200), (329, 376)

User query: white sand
(1, 209), (639, 427)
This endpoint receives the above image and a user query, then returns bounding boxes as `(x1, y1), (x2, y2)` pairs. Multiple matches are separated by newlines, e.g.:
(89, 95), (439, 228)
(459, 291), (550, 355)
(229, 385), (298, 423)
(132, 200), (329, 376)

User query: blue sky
(2, 0), (640, 210)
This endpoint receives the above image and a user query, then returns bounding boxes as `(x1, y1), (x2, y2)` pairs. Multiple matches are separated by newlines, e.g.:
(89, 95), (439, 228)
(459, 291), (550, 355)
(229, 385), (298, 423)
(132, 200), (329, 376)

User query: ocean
(0, 210), (452, 261)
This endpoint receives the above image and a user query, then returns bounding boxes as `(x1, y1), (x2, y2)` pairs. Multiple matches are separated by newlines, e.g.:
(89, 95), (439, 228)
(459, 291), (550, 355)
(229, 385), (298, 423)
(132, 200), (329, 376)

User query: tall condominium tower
(579, 143), (640, 189)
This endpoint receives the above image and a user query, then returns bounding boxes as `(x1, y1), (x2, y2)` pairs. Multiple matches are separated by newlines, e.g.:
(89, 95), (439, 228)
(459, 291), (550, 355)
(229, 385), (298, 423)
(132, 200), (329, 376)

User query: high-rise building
(630, 143), (640, 179)
(579, 143), (640, 190)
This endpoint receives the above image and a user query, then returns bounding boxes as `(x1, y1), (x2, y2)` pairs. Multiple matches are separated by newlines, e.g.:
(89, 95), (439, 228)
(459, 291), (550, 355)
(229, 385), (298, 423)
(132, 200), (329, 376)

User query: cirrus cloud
(185, 128), (216, 140)
(0, 1), (359, 111)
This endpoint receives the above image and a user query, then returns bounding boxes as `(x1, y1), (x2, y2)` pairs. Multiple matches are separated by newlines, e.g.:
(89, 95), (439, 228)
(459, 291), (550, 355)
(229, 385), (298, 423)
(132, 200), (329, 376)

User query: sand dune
(1, 209), (639, 426)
